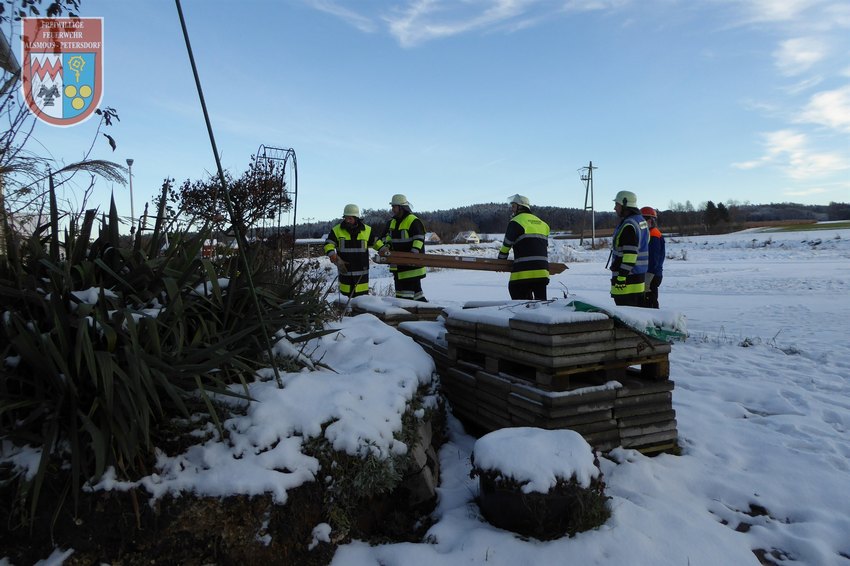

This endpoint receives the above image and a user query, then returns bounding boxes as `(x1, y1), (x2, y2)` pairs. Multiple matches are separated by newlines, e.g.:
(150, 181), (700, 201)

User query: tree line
(297, 200), (850, 241)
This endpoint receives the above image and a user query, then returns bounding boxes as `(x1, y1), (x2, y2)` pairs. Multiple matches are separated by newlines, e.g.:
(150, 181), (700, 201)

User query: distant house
(452, 231), (480, 244)
(202, 238), (217, 258)
(424, 232), (442, 244)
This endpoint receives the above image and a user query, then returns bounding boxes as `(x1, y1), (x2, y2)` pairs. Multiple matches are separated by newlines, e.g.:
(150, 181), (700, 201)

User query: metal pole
(589, 161), (596, 248)
(126, 158), (135, 235)
(175, 0), (283, 388)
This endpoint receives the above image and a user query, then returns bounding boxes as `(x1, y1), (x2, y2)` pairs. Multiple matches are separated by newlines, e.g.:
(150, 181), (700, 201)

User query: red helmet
(640, 206), (657, 218)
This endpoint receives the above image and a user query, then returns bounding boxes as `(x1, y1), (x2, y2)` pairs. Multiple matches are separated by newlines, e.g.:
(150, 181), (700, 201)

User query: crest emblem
(21, 17), (103, 127)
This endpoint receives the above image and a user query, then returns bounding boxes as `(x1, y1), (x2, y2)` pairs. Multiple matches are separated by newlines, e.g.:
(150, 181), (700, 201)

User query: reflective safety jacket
(374, 211), (426, 280)
(325, 220), (375, 297)
(498, 212), (550, 283)
(610, 212), (649, 296)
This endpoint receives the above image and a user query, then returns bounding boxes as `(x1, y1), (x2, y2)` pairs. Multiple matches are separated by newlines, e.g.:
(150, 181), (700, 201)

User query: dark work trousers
(394, 275), (427, 302)
(645, 276), (663, 309)
(509, 279), (548, 300)
(613, 293), (643, 307)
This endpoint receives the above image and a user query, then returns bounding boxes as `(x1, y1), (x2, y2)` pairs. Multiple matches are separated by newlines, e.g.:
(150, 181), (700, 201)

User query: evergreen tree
(704, 201), (719, 230)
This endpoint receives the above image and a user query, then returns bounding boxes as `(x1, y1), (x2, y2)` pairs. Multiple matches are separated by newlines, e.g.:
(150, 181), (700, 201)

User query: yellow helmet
(390, 194), (410, 206)
(343, 204), (360, 217)
(613, 190), (638, 208)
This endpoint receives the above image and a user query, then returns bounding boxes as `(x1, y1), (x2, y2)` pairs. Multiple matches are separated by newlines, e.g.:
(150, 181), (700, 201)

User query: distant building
(424, 232), (442, 244)
(202, 238), (217, 259)
(452, 230), (480, 244)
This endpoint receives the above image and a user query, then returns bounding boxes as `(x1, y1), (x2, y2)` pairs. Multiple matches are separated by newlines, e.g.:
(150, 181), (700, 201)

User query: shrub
(0, 187), (333, 529)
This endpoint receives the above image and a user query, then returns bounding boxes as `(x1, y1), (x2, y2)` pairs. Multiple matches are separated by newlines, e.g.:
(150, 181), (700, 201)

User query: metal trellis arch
(256, 144), (298, 263)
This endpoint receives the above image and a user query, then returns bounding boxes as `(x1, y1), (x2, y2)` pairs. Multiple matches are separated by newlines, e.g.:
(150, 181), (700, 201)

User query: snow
(472, 428), (600, 493)
(3, 226), (850, 565)
(444, 301), (608, 327)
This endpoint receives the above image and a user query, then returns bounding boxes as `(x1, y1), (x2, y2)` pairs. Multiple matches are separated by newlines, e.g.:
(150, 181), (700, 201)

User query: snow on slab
(346, 295), (411, 316)
(568, 295), (688, 338)
(472, 427), (599, 493)
(510, 301), (609, 325)
(445, 299), (610, 327)
(450, 297), (685, 340)
(347, 295), (448, 315)
(398, 320), (448, 348)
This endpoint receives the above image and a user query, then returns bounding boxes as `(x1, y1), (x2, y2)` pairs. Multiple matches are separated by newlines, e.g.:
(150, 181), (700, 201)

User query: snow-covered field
(9, 226), (850, 566)
(333, 226), (850, 566)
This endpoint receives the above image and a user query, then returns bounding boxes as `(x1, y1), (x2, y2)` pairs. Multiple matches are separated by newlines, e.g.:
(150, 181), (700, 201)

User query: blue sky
(15, 0), (850, 226)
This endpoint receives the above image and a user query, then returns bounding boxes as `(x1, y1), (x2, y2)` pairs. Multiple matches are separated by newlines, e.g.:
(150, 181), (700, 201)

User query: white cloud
(731, 159), (764, 170)
(303, 0), (377, 33)
(783, 75), (824, 95)
(783, 186), (827, 197)
(560, 0), (632, 14)
(774, 37), (827, 76)
(385, 0), (537, 48)
(798, 85), (850, 133)
(735, 0), (820, 23)
(733, 129), (849, 180)
(302, 0), (630, 48)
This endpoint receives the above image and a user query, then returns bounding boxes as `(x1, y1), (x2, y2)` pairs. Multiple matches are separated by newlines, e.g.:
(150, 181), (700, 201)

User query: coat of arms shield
(21, 17), (103, 127)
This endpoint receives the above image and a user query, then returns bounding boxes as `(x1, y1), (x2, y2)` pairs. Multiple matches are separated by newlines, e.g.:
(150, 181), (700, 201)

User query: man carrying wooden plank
(374, 194), (428, 302)
(498, 195), (551, 300)
(325, 204), (376, 298)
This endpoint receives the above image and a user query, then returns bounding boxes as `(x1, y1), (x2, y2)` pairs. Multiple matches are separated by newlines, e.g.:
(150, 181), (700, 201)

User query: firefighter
(641, 206), (665, 308)
(374, 194), (428, 302)
(498, 194), (550, 300)
(609, 190), (649, 306)
(324, 204), (376, 298)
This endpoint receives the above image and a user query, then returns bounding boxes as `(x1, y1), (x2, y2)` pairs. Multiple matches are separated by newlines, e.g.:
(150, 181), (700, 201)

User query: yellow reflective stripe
(339, 281), (369, 294)
(610, 282), (646, 295)
(510, 269), (549, 281)
(397, 267), (426, 279)
(623, 253), (638, 263)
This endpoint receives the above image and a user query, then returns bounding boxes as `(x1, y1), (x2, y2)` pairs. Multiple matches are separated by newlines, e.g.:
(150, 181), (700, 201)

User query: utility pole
(579, 161), (597, 248)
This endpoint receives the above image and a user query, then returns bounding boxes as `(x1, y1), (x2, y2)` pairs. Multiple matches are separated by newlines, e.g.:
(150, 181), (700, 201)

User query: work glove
(614, 276), (627, 291)
(329, 253), (348, 273)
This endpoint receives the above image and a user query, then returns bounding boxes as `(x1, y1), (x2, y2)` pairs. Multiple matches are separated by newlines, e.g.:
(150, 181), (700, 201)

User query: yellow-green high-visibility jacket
(610, 212), (649, 296)
(498, 212), (550, 283)
(325, 220), (375, 296)
(374, 212), (426, 280)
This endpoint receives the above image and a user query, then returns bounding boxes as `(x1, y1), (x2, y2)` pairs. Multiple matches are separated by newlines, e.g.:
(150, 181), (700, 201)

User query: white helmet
(343, 204), (360, 217)
(390, 194), (410, 206)
(613, 190), (638, 208)
(508, 194), (531, 208)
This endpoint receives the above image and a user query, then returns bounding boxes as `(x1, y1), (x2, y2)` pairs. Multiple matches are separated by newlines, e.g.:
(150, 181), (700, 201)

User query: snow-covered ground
(8, 226), (850, 566)
(335, 227), (850, 566)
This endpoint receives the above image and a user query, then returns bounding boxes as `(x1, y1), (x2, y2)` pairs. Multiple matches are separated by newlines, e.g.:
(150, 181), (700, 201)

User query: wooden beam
(375, 251), (568, 274)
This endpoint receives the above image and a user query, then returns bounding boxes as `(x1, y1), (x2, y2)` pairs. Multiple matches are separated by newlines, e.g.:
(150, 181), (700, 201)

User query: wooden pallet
(445, 311), (671, 388)
(448, 341), (670, 389)
(399, 314), (679, 455)
(437, 360), (678, 453)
